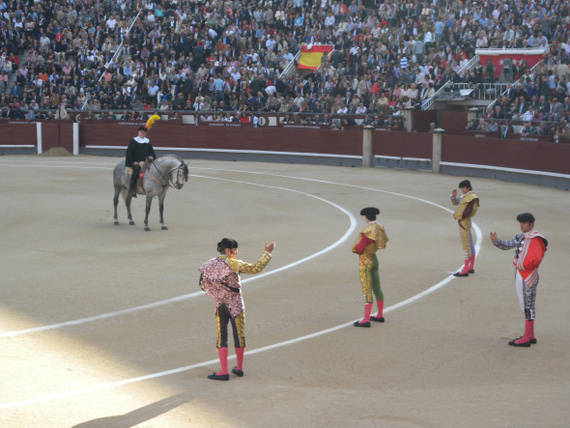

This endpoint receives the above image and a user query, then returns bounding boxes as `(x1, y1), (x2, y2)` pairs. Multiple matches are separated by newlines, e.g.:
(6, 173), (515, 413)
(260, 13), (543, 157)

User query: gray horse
(113, 155), (189, 231)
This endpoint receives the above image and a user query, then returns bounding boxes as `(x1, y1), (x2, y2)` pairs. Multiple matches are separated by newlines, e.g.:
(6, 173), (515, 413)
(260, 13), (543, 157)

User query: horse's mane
(160, 154), (187, 164)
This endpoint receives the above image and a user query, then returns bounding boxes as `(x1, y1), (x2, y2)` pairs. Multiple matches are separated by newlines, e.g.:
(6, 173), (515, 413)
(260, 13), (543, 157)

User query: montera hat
(360, 207), (380, 219)
(516, 212), (535, 223)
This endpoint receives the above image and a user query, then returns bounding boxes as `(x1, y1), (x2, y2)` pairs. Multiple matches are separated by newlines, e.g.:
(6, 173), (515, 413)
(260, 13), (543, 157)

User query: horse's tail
(113, 160), (131, 193)
(120, 187), (129, 200)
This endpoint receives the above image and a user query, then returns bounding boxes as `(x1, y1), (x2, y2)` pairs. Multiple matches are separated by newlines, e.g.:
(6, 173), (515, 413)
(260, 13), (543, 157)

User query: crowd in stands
(1, 0), (570, 137)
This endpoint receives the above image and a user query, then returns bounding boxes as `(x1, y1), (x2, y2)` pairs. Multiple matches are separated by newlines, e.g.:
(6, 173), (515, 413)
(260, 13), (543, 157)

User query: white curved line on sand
(0, 161), (482, 409)
(0, 173), (357, 338)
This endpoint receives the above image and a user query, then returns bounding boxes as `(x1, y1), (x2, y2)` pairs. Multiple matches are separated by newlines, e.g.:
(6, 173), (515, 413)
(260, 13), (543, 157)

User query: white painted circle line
(0, 173), (356, 338)
(0, 240), (484, 411)
(193, 167), (484, 275)
(0, 160), (484, 409)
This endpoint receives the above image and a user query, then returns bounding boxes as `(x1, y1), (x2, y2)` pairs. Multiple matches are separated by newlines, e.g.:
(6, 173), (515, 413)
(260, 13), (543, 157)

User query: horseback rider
(125, 115), (160, 198)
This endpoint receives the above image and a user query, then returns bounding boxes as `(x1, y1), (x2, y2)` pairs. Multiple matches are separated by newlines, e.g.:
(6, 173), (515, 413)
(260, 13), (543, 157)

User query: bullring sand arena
(1, 154), (569, 427)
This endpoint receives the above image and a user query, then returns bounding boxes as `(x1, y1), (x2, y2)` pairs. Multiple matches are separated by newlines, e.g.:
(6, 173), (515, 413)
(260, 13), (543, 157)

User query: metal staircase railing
(485, 61), (543, 111)
(278, 49), (301, 80)
(81, 9), (143, 110)
(421, 55), (480, 110)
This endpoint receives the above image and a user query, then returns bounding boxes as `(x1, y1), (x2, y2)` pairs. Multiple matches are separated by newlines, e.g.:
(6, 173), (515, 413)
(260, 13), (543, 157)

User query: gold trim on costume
(453, 192), (479, 222)
(234, 312), (246, 348)
(353, 223), (389, 266)
(222, 252), (272, 274)
(215, 309), (222, 348)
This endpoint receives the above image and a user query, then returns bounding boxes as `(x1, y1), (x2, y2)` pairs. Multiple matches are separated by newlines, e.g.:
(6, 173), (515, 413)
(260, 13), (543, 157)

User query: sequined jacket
(451, 191), (479, 229)
(199, 252), (272, 317)
(352, 222), (389, 267)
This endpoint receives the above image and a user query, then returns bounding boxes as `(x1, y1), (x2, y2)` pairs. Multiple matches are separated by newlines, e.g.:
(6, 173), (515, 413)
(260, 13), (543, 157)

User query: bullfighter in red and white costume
(490, 213), (548, 347)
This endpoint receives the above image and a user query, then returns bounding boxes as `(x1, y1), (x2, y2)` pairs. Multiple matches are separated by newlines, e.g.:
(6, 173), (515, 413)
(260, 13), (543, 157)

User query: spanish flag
(297, 44), (333, 71)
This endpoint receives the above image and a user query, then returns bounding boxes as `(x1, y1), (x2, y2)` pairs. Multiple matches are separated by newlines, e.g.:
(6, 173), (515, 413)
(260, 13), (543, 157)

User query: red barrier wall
(0, 121), (37, 145)
(83, 121), (365, 156)
(440, 112), (469, 135)
(443, 134), (570, 175)
(41, 121), (74, 152)
(412, 110), (438, 132)
(2, 121), (569, 176)
(373, 130), (432, 158)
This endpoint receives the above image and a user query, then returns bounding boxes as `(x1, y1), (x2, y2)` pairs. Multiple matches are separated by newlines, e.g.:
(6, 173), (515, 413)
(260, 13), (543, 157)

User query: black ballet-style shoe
(453, 271), (468, 277)
(353, 321), (371, 327)
(207, 372), (229, 381)
(468, 269), (475, 274)
(370, 316), (385, 323)
(530, 338), (537, 344)
(232, 367), (244, 377)
(508, 337), (531, 347)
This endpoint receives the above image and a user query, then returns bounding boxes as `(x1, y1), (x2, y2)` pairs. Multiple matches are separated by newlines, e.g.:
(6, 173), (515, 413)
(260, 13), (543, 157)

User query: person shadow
(72, 393), (189, 427)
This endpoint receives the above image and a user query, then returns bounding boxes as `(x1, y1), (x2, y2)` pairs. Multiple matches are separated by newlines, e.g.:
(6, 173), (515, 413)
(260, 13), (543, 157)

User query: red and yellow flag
(297, 45), (333, 70)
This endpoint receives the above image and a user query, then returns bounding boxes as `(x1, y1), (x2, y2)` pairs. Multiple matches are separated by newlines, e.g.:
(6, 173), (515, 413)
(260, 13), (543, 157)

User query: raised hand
(264, 241), (276, 253)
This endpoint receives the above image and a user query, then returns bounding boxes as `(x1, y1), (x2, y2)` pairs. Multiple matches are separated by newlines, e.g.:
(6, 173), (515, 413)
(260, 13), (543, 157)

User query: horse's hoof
(161, 226), (168, 230)
(144, 227), (150, 232)
(129, 221), (135, 226)
(114, 221), (119, 226)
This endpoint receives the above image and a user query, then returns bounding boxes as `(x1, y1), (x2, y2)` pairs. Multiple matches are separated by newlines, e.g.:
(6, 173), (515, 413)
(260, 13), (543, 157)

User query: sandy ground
(0, 155), (569, 428)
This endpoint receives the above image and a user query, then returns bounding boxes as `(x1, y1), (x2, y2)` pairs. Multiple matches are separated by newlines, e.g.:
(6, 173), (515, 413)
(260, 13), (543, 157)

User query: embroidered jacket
(451, 191), (479, 229)
(493, 230), (548, 283)
(352, 222), (389, 266)
(199, 251), (272, 317)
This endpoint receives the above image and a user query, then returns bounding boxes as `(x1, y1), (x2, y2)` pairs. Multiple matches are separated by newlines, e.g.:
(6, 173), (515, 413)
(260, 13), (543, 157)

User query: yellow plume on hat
(145, 114), (161, 131)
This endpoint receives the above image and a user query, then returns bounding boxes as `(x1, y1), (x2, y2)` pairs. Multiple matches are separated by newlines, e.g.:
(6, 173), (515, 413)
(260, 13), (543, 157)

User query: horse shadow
(71, 393), (189, 427)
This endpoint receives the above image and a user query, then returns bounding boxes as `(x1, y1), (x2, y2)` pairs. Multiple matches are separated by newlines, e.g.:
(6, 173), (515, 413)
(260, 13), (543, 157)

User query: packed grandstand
(1, 0), (570, 139)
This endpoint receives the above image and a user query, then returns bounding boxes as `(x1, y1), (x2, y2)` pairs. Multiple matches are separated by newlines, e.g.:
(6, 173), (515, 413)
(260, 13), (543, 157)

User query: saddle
(125, 159), (150, 194)
(137, 159), (150, 192)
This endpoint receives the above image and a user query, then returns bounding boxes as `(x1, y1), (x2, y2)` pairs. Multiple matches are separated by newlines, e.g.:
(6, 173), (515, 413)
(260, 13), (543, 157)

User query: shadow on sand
(72, 393), (190, 428)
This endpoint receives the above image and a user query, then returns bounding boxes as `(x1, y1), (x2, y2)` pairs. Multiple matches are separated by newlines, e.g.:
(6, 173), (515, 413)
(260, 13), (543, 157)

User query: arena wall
(1, 119), (568, 189)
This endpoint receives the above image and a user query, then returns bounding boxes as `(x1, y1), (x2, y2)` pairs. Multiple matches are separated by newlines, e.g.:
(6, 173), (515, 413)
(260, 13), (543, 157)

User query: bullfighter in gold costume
(450, 180), (479, 277)
(352, 207), (389, 327)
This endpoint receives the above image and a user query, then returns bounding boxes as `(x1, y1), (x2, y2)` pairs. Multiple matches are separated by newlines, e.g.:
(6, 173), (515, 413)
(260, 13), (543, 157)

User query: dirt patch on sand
(42, 147), (72, 156)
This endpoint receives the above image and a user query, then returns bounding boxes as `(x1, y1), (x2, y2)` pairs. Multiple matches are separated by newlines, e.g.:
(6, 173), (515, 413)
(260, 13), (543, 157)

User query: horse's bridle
(149, 161), (186, 189)
(169, 163), (187, 189)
